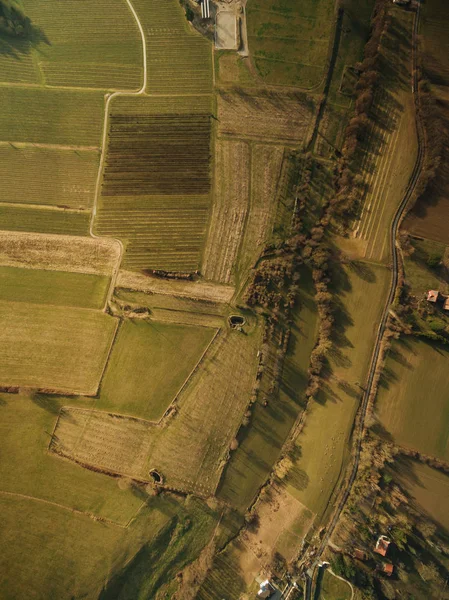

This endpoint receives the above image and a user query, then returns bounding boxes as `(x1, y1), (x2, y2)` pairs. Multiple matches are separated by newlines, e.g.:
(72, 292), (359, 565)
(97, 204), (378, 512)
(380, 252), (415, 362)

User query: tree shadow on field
(0, 21), (50, 59)
(31, 393), (63, 415)
(348, 260), (377, 283)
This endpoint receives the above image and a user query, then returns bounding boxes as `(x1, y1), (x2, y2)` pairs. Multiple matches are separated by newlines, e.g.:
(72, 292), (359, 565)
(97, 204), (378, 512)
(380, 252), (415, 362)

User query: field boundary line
(0, 141), (100, 151)
(90, 0), (148, 312)
(0, 489), (128, 528)
(0, 201), (89, 214)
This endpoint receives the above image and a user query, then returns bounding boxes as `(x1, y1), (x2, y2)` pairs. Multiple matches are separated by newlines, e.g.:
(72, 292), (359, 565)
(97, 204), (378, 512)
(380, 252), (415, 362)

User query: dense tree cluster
(0, 0), (31, 36)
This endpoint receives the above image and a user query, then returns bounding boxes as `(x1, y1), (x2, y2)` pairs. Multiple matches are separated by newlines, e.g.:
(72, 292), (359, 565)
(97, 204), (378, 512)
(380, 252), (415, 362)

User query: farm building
(382, 563), (394, 576)
(257, 579), (275, 599)
(444, 297), (449, 311)
(354, 549), (367, 561)
(374, 535), (391, 557)
(427, 290), (440, 303)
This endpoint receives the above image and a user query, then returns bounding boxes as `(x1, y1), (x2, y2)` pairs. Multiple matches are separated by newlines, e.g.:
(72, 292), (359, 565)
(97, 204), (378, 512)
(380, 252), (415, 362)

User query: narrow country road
(90, 0), (148, 311)
(305, 2), (424, 597)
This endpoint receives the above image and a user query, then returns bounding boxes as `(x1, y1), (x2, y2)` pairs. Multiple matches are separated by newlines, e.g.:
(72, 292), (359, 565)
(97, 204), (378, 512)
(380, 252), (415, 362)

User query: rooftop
(375, 535), (391, 557)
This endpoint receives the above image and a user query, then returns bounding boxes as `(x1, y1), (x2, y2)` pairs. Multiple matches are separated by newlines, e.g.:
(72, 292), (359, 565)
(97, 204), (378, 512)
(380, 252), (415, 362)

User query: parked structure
(383, 563), (394, 576)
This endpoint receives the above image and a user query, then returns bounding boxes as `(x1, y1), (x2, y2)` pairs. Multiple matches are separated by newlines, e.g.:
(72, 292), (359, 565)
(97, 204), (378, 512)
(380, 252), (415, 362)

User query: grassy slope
(96, 320), (216, 421)
(0, 394), (142, 523)
(247, 0), (334, 88)
(218, 269), (318, 510)
(0, 266), (110, 309)
(376, 337), (449, 461)
(395, 459), (449, 532)
(0, 301), (116, 394)
(285, 264), (390, 518)
(319, 570), (352, 600)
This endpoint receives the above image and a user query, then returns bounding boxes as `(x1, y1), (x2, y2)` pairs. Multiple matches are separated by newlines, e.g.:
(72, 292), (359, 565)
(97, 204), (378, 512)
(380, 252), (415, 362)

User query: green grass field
(96, 320), (216, 421)
(404, 238), (449, 297)
(132, 0), (212, 95)
(0, 205), (90, 236)
(0, 87), (105, 145)
(0, 394), (142, 523)
(0, 266), (109, 309)
(219, 269), (318, 510)
(0, 146), (99, 209)
(319, 570), (352, 600)
(0, 301), (117, 395)
(395, 459), (449, 532)
(376, 338), (449, 461)
(247, 0), (334, 87)
(285, 263), (390, 518)
(23, 0), (142, 90)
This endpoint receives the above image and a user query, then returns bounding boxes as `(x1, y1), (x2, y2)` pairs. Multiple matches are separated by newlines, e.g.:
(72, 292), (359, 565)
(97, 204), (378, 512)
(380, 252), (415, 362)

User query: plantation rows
(111, 94), (213, 116)
(0, 205), (90, 236)
(102, 115), (211, 196)
(0, 146), (98, 209)
(95, 195), (210, 272)
(0, 48), (39, 85)
(23, 0), (142, 90)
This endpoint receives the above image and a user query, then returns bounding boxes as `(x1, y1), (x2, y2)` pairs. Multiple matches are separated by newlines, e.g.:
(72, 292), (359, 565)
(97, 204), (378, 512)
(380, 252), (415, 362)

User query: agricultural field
(0, 87), (105, 146)
(0, 301), (117, 395)
(246, 0), (334, 88)
(96, 319), (216, 421)
(95, 96), (213, 273)
(402, 0), (449, 243)
(217, 89), (315, 144)
(403, 237), (449, 299)
(219, 269), (318, 510)
(0, 231), (119, 274)
(0, 205), (90, 236)
(132, 0), (212, 94)
(202, 140), (250, 283)
(52, 324), (260, 496)
(375, 337), (449, 461)
(22, 0), (142, 89)
(284, 264), (390, 518)
(0, 146), (99, 209)
(102, 113), (211, 196)
(0, 266), (110, 309)
(395, 459), (449, 532)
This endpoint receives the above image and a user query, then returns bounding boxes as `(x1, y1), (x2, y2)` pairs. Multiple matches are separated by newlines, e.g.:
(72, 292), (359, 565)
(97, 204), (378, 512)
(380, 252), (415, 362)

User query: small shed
(383, 563), (394, 576)
(258, 580), (275, 599)
(374, 535), (391, 557)
(427, 290), (440, 303)
(444, 297), (449, 311)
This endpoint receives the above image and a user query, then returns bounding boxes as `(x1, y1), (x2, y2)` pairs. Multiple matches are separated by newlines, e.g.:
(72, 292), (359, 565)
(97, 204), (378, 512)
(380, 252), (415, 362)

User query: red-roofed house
(427, 290), (440, 303)
(383, 563), (394, 576)
(374, 535), (391, 557)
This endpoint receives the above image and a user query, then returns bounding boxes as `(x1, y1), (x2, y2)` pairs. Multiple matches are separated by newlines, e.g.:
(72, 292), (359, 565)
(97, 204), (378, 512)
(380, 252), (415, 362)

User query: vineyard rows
(0, 205), (90, 236)
(95, 195), (210, 272)
(0, 147), (99, 209)
(23, 0), (142, 90)
(103, 114), (211, 196)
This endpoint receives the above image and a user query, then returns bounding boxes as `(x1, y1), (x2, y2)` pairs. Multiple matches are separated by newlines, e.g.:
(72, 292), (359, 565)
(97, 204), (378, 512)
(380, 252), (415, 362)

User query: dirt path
(90, 0), (148, 311)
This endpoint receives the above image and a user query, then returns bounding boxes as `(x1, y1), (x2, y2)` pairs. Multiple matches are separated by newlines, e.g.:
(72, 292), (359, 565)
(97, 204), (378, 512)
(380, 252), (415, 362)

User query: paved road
(305, 2), (424, 597)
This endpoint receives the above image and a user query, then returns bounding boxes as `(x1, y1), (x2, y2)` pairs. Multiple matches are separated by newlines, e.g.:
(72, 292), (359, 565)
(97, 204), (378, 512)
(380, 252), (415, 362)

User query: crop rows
(0, 205), (90, 236)
(102, 114), (211, 196)
(23, 0), (142, 89)
(133, 0), (212, 94)
(0, 146), (99, 209)
(0, 44), (39, 85)
(0, 87), (105, 146)
(95, 195), (210, 271)
(111, 94), (213, 116)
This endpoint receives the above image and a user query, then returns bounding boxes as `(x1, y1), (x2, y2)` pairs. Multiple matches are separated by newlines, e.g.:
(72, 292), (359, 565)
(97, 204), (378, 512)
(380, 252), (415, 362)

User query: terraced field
(0, 302), (117, 395)
(0, 146), (99, 209)
(22, 0), (142, 89)
(133, 0), (212, 94)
